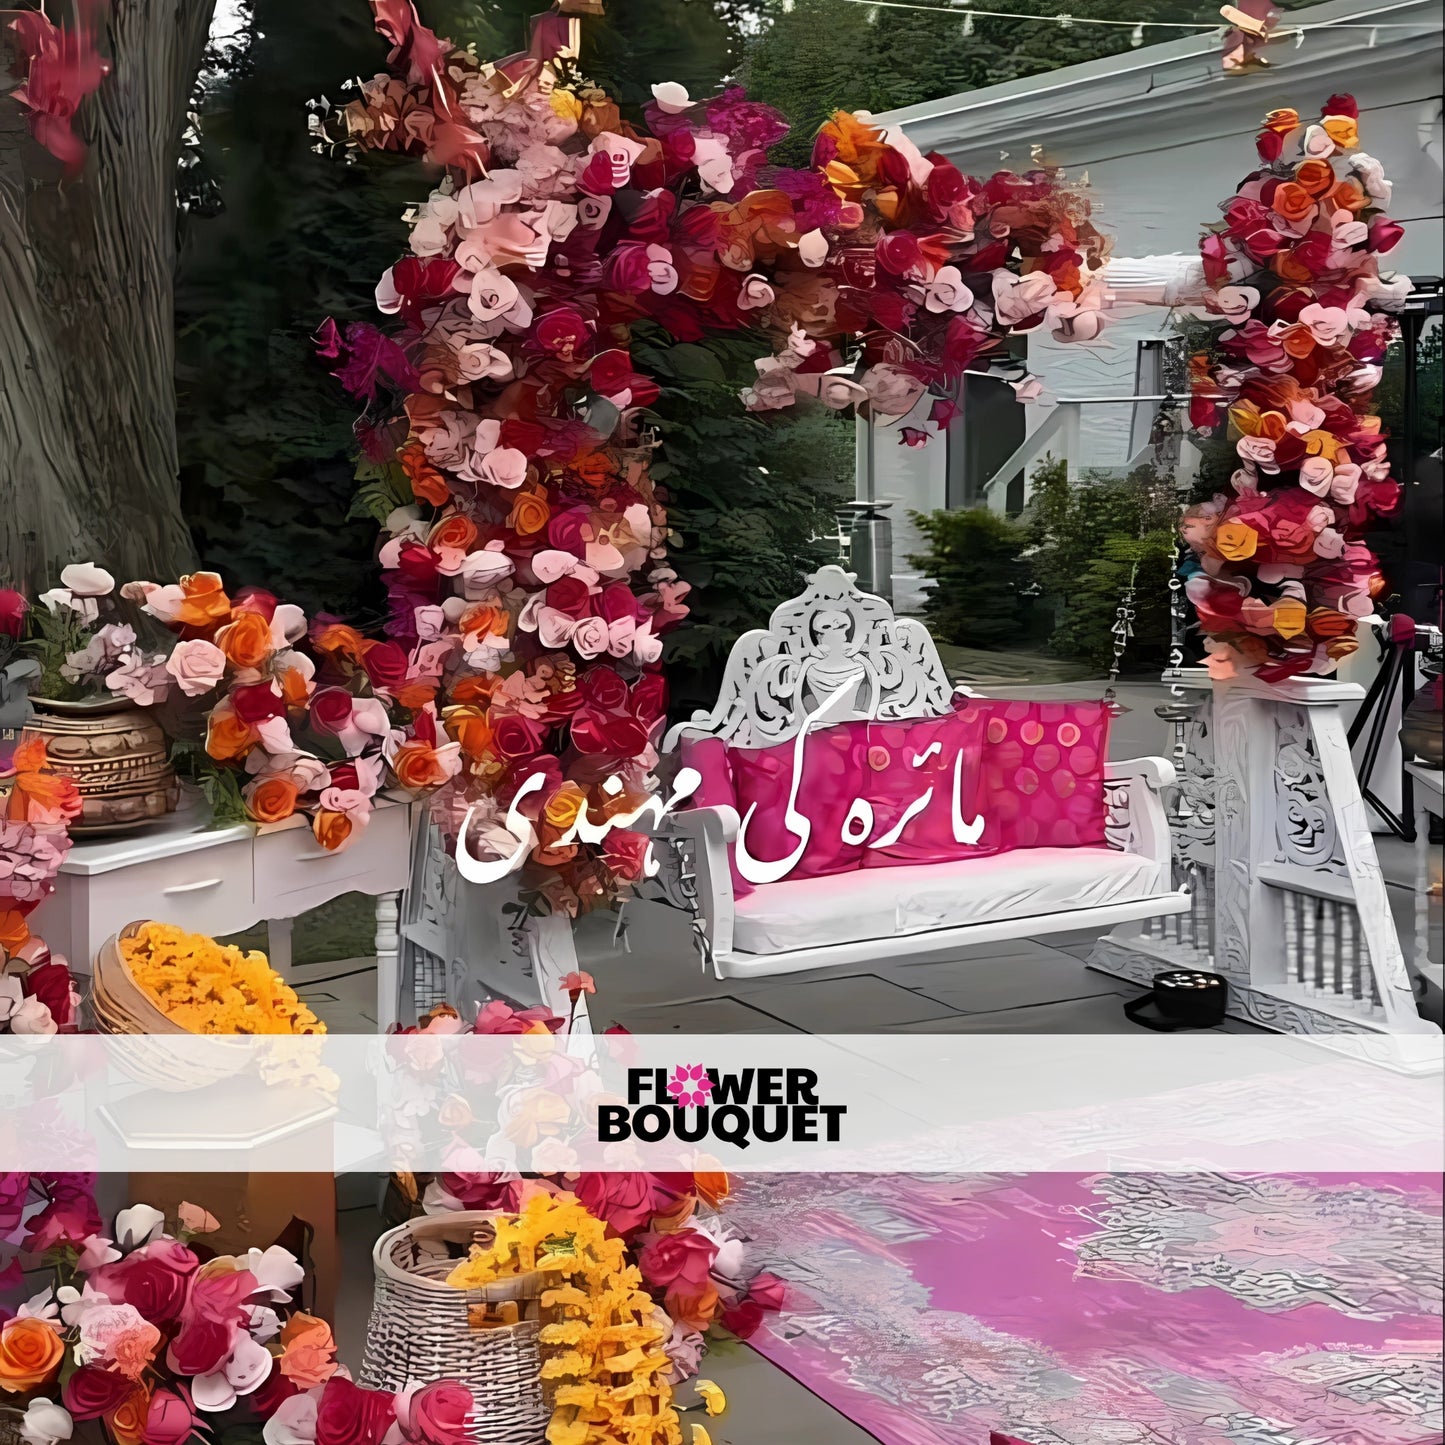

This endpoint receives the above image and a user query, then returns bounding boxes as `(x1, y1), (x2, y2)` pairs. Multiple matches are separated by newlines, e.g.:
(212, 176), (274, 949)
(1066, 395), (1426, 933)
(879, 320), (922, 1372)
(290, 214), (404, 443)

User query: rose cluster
(742, 110), (1111, 428)
(1182, 97), (1410, 683)
(319, 0), (1106, 915)
(0, 1200), (475, 1445)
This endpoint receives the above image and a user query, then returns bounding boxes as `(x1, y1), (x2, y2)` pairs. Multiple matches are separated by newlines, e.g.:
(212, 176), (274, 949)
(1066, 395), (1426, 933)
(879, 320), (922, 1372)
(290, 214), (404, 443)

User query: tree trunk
(0, 0), (215, 593)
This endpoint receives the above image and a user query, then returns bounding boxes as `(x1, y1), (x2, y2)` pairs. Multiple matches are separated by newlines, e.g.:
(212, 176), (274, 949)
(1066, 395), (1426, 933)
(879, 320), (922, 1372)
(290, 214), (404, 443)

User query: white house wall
(867, 0), (1443, 535)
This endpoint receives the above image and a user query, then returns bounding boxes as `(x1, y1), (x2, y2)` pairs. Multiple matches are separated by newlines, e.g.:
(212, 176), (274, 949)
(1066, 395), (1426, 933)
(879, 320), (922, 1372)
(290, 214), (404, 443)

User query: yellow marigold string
(447, 1193), (717, 1445)
(119, 922), (324, 1035)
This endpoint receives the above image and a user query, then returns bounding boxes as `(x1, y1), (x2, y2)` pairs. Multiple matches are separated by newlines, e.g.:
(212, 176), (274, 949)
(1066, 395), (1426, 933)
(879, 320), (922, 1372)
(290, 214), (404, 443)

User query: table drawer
(252, 804), (411, 909)
(84, 839), (258, 943)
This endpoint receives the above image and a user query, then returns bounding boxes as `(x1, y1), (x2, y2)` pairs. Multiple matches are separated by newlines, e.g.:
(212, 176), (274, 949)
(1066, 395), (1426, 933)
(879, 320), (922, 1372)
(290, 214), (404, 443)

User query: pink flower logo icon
(667, 1064), (713, 1108)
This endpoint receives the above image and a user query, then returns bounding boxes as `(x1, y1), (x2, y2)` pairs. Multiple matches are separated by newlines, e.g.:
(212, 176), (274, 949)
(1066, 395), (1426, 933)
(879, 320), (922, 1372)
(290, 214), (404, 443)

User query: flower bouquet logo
(599, 1066), (847, 1149)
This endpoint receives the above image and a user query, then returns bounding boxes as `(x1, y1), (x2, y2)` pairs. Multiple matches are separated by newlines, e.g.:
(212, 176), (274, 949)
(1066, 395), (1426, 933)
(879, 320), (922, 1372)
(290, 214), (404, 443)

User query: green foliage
(907, 507), (1034, 648)
(170, 736), (252, 830)
(1026, 456), (1176, 672)
(23, 604), (90, 701)
(742, 0), (1313, 166)
(631, 324), (854, 714)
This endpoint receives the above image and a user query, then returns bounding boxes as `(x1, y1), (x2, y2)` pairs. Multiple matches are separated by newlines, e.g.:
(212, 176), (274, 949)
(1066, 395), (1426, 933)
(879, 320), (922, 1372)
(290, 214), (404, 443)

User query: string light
(840, 0), (1433, 38)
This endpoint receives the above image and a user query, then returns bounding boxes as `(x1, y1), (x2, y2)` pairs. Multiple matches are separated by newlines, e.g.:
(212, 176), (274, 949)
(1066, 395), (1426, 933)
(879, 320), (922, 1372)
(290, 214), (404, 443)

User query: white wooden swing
(634, 565), (1190, 980)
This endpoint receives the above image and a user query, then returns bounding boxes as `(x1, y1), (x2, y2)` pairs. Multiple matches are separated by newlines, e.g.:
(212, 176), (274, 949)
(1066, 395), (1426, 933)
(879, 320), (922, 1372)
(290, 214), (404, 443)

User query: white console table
(31, 789), (414, 1031)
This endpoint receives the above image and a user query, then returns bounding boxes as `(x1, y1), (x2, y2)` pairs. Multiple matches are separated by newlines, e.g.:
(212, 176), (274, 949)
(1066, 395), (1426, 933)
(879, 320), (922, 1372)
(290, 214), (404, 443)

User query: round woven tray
(360, 1212), (551, 1444)
(91, 922), (250, 1091)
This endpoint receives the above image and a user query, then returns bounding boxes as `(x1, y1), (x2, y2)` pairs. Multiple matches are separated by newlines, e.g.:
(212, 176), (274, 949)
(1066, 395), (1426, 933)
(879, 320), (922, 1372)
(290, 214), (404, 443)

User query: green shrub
(907, 507), (1035, 648)
(1026, 457), (1177, 673)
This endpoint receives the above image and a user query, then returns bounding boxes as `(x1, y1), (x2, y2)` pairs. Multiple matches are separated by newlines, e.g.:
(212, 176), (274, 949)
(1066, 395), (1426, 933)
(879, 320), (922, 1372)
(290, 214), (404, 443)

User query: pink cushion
(858, 709), (999, 868)
(678, 735), (753, 899)
(728, 721), (871, 880)
(961, 697), (1111, 850)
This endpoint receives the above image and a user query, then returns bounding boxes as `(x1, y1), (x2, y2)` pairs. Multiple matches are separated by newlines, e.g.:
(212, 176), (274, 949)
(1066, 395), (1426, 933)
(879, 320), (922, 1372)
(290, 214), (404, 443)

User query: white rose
(114, 1204), (167, 1248)
(20, 1399), (73, 1445)
(651, 81), (692, 114)
(165, 639), (227, 697)
(923, 265), (974, 313)
(736, 274), (775, 311)
(59, 562), (115, 598)
(9, 997), (57, 1036)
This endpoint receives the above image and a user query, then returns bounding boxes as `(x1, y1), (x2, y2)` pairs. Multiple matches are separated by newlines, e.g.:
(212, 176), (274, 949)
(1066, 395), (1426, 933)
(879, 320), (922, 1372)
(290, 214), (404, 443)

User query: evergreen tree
(908, 507), (1034, 648)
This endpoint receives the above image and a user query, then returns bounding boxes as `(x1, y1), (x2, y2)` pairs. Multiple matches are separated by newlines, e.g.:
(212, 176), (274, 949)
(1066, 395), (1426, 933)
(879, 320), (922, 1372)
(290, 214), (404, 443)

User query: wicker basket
(91, 922), (250, 1091)
(360, 1212), (551, 1444)
(27, 697), (179, 835)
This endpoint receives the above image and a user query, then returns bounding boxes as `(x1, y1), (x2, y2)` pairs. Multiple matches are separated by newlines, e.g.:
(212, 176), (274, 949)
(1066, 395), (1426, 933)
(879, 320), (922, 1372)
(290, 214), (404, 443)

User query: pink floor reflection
(727, 1173), (1442, 1444)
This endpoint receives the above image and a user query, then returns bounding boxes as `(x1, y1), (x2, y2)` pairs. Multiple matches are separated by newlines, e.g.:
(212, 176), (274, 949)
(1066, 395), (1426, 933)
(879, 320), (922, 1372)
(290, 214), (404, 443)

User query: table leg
(1415, 800), (1431, 979)
(374, 890), (401, 1033)
(267, 917), (294, 977)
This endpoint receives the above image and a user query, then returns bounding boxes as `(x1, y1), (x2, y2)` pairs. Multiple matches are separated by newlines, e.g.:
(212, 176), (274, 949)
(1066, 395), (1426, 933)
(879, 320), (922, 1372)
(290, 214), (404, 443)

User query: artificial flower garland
(1180, 95), (1410, 683)
(317, 0), (1108, 915)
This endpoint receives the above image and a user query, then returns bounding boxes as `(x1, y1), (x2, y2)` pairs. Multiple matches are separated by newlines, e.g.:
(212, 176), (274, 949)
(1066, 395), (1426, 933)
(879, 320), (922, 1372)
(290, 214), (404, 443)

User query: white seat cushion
(731, 847), (1164, 955)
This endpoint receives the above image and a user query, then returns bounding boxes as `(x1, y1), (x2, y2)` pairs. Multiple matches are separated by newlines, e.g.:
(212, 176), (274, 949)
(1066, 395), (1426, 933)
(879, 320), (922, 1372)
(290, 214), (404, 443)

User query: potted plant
(21, 564), (179, 834)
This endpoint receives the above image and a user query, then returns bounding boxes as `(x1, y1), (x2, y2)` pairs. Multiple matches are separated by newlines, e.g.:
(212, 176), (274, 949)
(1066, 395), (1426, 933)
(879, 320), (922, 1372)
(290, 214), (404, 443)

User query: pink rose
(1298, 456), (1335, 495)
(862, 365), (924, 418)
(396, 1380), (474, 1445)
(90, 1239), (198, 1325)
(571, 617), (610, 658)
(638, 1230), (719, 1293)
(164, 639), (227, 696)
(146, 1388), (199, 1445)
(1236, 435), (1279, 473)
(479, 447), (529, 489)
(923, 265), (973, 313)
(992, 269), (1057, 327)
(315, 1376), (397, 1445)
(736, 273), (775, 311)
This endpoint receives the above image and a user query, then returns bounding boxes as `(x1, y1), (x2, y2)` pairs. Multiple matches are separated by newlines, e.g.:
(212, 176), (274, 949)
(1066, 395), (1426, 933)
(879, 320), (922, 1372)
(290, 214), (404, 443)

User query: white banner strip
(2, 1032), (1439, 1174)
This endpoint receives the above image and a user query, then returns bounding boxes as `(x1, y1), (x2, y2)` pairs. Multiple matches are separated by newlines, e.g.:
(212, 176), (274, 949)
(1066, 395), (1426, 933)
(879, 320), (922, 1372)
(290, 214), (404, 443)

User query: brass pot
(27, 695), (179, 835)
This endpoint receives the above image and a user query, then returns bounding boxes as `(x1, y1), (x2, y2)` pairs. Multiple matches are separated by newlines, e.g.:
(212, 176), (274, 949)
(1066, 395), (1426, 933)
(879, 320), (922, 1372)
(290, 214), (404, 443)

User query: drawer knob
(162, 877), (223, 895)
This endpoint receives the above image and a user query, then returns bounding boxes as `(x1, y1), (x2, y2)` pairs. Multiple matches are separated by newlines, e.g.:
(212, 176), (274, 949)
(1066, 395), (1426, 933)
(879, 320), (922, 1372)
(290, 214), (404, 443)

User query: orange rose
(313, 623), (367, 663)
(543, 782), (586, 832)
(460, 602), (509, 647)
(312, 809), (352, 852)
(1268, 182), (1315, 223)
(1272, 249), (1315, 285)
(0, 910), (29, 953)
(1326, 637), (1359, 661)
(429, 514), (478, 554)
(448, 676), (496, 707)
(1293, 159), (1336, 197)
(1308, 607), (1356, 639)
(1326, 180), (1367, 213)
(509, 489), (551, 536)
(279, 666), (313, 708)
(174, 572), (232, 630)
(279, 1313), (338, 1389)
(246, 775), (300, 825)
(665, 1284), (720, 1334)
(444, 705), (493, 759)
(1262, 107), (1300, 135)
(0, 1316), (64, 1393)
(107, 1385), (152, 1445)
(205, 703), (257, 762)
(1214, 521), (1259, 562)
(392, 742), (452, 791)
(216, 610), (275, 670)
(695, 1172), (730, 1209)
(400, 443), (450, 507)
(1278, 324), (1316, 360)
(1321, 115), (1359, 150)
(393, 681), (438, 712)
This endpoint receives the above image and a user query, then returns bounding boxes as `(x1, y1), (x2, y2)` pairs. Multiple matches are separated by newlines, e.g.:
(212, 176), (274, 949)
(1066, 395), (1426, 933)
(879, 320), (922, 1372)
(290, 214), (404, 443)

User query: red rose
(579, 665), (628, 712)
(590, 349), (636, 397)
(309, 686), (355, 737)
(533, 306), (590, 357)
(577, 150), (617, 197)
(628, 674), (668, 725)
(144, 1388), (198, 1445)
(398, 1379), (475, 1445)
(875, 231), (922, 278)
(63, 1364), (136, 1420)
(1369, 217), (1404, 253)
(606, 243), (652, 295)
(875, 146), (911, 192)
(388, 256), (463, 329)
(250, 1365), (299, 1420)
(546, 576), (593, 620)
(1323, 92), (1359, 118)
(500, 418), (546, 455)
(24, 962), (74, 1028)
(89, 1239), (198, 1325)
(924, 158), (967, 217)
(167, 1316), (233, 1377)
(1273, 433), (1307, 470)
(0, 588), (28, 639)
(721, 1298), (765, 1339)
(638, 1229), (718, 1292)
(491, 713), (545, 760)
(316, 1376), (398, 1445)
(361, 640), (409, 691)
(547, 507), (590, 558)
(748, 1271), (787, 1311)
(231, 682), (286, 725)
(603, 828), (651, 881)
(395, 540), (440, 587)
(231, 586), (278, 622)
(1255, 128), (1283, 163)
(571, 1172), (661, 1236)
